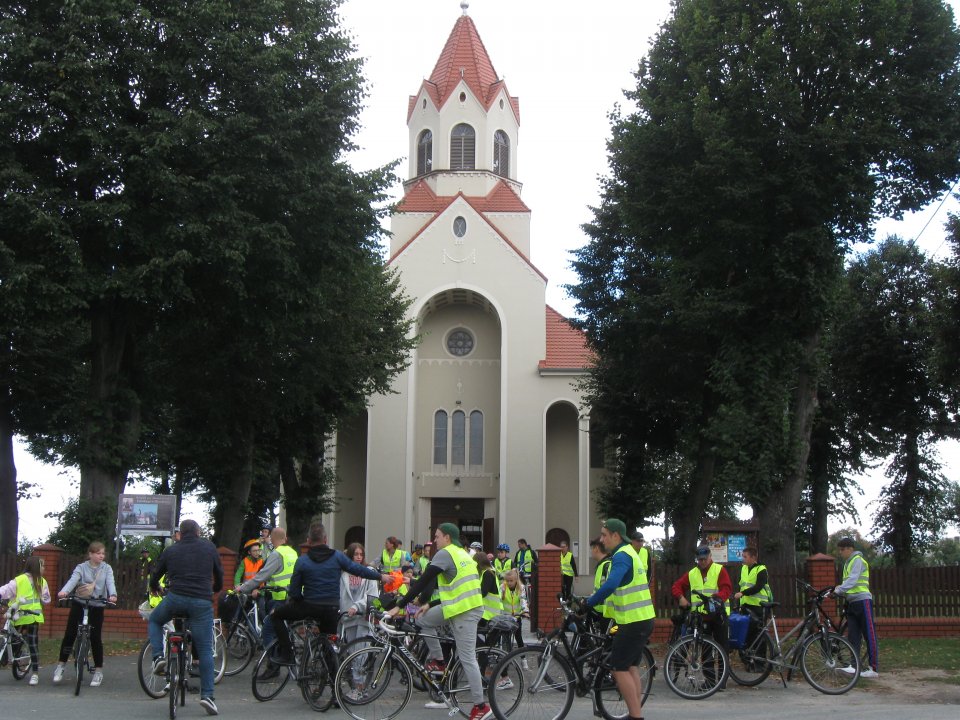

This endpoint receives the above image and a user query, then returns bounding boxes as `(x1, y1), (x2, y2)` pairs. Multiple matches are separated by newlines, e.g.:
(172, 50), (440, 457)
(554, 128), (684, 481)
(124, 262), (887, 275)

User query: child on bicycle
(0, 556), (51, 685)
(53, 540), (117, 688)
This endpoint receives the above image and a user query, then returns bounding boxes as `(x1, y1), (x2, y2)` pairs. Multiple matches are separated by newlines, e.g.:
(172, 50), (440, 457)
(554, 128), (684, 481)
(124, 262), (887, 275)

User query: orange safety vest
(242, 556), (264, 583)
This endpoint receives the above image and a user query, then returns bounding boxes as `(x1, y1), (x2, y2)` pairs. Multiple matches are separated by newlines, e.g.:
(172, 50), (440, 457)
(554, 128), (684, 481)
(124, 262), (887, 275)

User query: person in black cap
(628, 530), (651, 576)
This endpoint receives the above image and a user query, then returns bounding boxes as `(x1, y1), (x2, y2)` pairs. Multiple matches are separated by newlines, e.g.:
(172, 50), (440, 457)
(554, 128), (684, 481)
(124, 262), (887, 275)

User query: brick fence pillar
(31, 543), (64, 638)
(535, 544), (562, 634)
(806, 553), (838, 619)
(219, 546), (238, 592)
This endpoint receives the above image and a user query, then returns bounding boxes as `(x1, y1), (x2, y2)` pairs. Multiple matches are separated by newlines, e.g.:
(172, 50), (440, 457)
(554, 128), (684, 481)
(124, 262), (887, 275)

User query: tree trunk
(757, 333), (821, 572)
(0, 387), (18, 555)
(807, 426), (830, 554)
(888, 436), (921, 568)
(669, 432), (716, 562)
(217, 430), (256, 552)
(79, 301), (141, 510)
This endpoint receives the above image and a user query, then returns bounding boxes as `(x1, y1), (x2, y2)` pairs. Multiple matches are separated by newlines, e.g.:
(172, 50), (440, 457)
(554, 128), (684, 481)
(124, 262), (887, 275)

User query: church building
(326, 6), (608, 573)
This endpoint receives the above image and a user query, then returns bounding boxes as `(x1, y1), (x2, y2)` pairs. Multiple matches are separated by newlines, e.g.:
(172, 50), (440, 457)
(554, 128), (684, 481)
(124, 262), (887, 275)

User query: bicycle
(0, 602), (38, 680)
(662, 590), (729, 700)
(137, 615), (226, 701)
(485, 596), (656, 720)
(334, 614), (516, 720)
(250, 617), (338, 708)
(726, 580), (860, 694)
(58, 595), (116, 695)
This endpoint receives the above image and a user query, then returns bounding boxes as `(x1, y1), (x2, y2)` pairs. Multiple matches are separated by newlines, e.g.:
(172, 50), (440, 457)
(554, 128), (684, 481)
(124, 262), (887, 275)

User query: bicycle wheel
(594, 645), (656, 720)
(301, 636), (337, 712)
(488, 645), (575, 720)
(10, 637), (29, 680)
(74, 636), (88, 696)
(252, 642), (292, 701)
(213, 630), (226, 683)
(138, 640), (169, 698)
(168, 645), (181, 720)
(223, 621), (255, 676)
(800, 631), (859, 695)
(447, 646), (511, 718)
(663, 634), (727, 700)
(334, 646), (412, 720)
(728, 631), (774, 687)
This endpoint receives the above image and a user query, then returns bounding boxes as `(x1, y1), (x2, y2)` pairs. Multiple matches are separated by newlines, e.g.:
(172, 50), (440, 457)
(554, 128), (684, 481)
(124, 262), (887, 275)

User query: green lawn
(876, 637), (960, 676)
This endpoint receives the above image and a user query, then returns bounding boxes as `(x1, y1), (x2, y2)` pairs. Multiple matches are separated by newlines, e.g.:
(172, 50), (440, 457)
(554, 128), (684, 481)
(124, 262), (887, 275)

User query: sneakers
(496, 676), (514, 690)
(424, 701), (448, 709)
(260, 663), (281, 681)
(469, 703), (493, 720)
(424, 659), (447, 674)
(29, 673), (39, 686)
(152, 656), (167, 676)
(521, 657), (530, 671)
(199, 697), (219, 716)
(90, 670), (103, 687)
(53, 664), (64, 683)
(344, 688), (367, 702)
(860, 669), (879, 678)
(838, 665), (857, 675)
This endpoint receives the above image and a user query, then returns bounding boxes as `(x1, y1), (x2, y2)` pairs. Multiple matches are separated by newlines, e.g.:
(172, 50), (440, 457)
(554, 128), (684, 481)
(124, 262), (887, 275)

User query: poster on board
(705, 532), (728, 563)
(727, 533), (747, 562)
(117, 494), (178, 537)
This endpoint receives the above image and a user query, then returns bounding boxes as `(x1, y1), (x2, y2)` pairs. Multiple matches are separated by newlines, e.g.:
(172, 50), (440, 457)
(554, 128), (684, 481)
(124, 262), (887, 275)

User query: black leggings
(59, 602), (105, 667)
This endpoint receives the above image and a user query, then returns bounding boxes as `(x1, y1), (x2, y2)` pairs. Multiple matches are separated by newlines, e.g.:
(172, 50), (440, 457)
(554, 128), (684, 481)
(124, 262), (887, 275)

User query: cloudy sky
(14, 0), (960, 543)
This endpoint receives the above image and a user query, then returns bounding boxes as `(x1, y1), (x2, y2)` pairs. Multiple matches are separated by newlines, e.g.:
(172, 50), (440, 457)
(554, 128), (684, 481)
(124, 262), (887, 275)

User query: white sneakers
(424, 701), (448, 709)
(90, 670), (103, 687)
(861, 669), (879, 678)
(29, 673), (39, 685)
(496, 676), (515, 690)
(53, 664), (64, 683)
(838, 665), (857, 674)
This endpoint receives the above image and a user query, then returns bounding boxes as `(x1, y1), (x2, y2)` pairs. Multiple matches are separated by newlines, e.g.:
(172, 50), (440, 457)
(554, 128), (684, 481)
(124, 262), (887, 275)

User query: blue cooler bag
(728, 612), (751, 649)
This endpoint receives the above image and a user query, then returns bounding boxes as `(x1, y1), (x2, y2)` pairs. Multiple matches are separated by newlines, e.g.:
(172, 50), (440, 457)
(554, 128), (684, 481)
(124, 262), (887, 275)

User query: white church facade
(324, 9), (609, 573)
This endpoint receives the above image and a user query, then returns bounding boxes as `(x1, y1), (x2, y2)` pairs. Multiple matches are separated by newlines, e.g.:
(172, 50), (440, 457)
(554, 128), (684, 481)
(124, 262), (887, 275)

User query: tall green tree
(0, 0), (413, 545)
(571, 0), (960, 567)
(834, 238), (957, 565)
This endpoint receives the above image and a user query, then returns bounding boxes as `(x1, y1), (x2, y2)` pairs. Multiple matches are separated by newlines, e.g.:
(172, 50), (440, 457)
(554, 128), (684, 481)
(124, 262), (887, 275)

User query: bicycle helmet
(470, 541), (484, 551)
(496, 543), (510, 552)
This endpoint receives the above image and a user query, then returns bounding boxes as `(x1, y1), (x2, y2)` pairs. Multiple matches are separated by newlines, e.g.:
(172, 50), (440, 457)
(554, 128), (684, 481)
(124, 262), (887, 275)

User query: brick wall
(534, 544), (562, 633)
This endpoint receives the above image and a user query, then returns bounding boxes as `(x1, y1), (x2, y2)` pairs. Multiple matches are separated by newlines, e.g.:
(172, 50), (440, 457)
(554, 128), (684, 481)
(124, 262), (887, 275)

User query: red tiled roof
(408, 15), (520, 123)
(396, 180), (454, 214)
(540, 306), (593, 370)
(475, 181), (529, 212)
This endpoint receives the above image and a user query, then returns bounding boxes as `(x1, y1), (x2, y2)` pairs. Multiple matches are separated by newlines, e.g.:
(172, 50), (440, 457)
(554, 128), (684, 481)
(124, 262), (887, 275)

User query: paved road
(1, 651), (955, 720)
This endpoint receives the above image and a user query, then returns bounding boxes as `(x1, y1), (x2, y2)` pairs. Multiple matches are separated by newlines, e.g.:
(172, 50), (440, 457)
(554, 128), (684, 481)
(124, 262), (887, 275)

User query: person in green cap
(386, 523), (491, 720)
(583, 518), (655, 720)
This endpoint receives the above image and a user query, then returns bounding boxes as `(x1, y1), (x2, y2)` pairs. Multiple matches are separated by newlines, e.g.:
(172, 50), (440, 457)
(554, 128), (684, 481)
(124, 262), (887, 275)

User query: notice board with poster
(117, 494), (178, 537)
(700, 519), (760, 565)
(705, 532), (728, 563)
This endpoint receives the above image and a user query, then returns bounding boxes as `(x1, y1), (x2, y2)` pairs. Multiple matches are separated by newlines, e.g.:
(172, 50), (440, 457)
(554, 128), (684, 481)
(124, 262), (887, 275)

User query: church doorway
(430, 497), (487, 549)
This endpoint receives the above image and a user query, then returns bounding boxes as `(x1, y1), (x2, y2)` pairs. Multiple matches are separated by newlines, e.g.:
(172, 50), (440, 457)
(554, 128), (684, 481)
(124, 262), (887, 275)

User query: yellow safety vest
(593, 557), (613, 618)
(560, 552), (574, 577)
(516, 549), (535, 574)
(493, 557), (512, 578)
(481, 569), (503, 620)
(738, 563), (772, 606)
(12, 574), (46, 626)
(381, 548), (403, 572)
(637, 546), (650, 573)
(688, 563), (730, 615)
(842, 553), (870, 595)
(607, 545), (655, 624)
(437, 545), (482, 619)
(270, 545), (298, 600)
(148, 574), (169, 608)
(502, 584), (524, 616)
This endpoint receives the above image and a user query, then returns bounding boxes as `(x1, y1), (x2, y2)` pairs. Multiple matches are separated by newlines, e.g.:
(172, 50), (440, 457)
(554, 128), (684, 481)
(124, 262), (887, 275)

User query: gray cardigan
(61, 560), (117, 606)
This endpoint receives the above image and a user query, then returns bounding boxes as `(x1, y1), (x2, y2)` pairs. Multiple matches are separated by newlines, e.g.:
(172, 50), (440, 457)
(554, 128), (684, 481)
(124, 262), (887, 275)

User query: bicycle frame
(753, 584), (839, 673)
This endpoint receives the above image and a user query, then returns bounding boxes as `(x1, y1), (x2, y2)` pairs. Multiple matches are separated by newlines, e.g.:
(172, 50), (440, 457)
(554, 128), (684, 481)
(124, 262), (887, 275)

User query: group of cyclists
(1, 516), (878, 719)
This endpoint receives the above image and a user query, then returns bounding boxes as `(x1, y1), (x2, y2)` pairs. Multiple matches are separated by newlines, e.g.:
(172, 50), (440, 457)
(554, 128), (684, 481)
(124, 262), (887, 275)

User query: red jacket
(671, 562), (732, 602)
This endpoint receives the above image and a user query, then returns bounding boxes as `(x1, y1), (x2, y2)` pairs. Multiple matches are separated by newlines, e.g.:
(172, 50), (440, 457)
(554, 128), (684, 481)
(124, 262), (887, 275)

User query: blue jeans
(260, 596), (282, 649)
(148, 592), (216, 700)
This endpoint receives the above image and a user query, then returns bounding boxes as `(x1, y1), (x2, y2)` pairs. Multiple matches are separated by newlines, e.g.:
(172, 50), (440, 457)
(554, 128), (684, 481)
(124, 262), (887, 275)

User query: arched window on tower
(451, 410), (466, 467)
(450, 124), (476, 170)
(493, 130), (509, 178)
(469, 410), (483, 469)
(433, 410), (448, 467)
(417, 129), (433, 176)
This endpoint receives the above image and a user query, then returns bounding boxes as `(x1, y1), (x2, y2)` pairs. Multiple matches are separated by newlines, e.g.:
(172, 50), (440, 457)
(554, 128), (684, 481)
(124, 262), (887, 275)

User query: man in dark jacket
(148, 519), (223, 716)
(268, 521), (389, 665)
